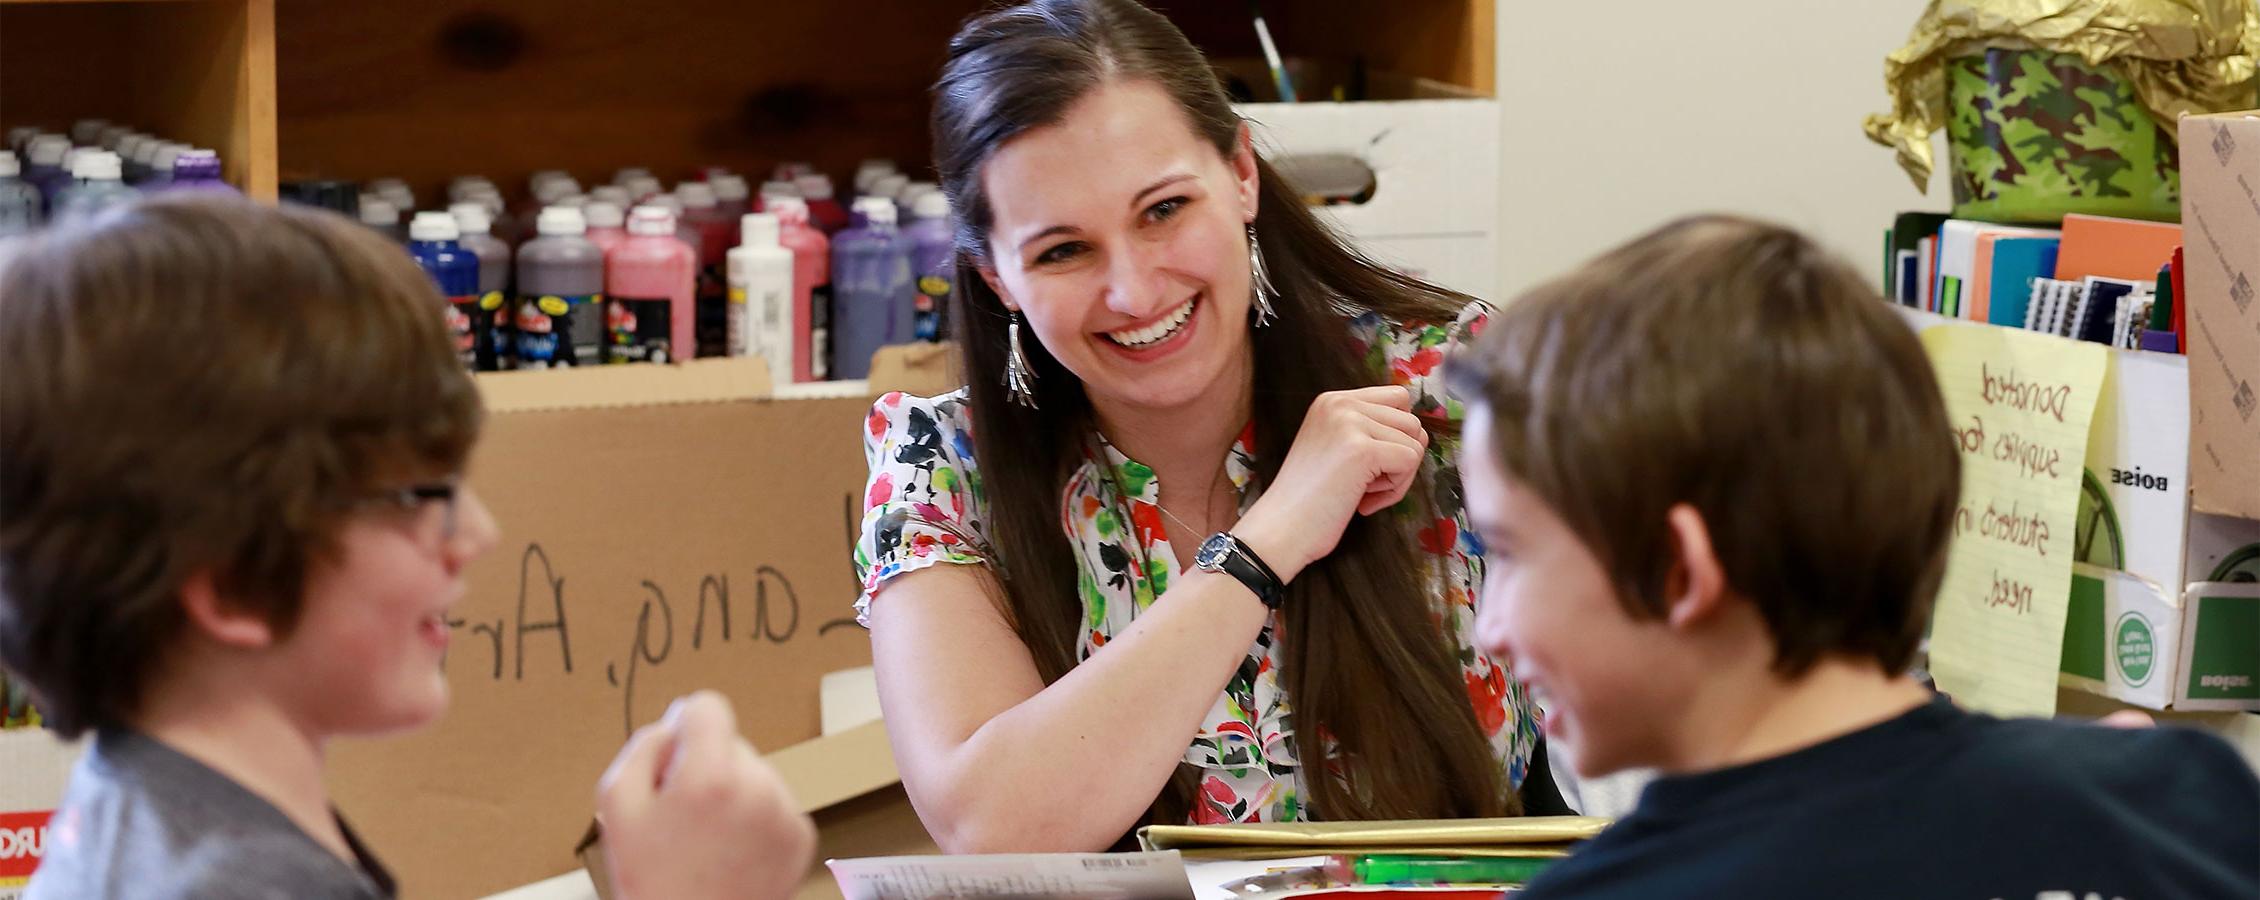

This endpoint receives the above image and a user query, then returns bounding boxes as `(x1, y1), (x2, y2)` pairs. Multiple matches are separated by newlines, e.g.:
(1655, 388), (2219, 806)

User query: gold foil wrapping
(1864, 0), (2260, 189)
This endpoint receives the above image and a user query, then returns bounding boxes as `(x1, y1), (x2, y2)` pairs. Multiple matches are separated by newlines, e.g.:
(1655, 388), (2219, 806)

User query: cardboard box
(576, 720), (935, 900)
(327, 351), (957, 899)
(2061, 566), (2260, 712)
(0, 729), (81, 899)
(1238, 98), (1500, 300)
(2177, 111), (2260, 520)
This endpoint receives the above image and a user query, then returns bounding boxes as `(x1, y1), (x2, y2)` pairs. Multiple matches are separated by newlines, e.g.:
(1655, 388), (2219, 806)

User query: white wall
(1493, 1), (1953, 298)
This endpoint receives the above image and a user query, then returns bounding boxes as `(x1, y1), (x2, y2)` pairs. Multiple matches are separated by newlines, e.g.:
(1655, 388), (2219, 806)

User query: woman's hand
(1235, 385), (1428, 582)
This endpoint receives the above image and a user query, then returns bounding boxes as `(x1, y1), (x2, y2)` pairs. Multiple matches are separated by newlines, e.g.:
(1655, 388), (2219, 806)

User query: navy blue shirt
(1524, 699), (2259, 900)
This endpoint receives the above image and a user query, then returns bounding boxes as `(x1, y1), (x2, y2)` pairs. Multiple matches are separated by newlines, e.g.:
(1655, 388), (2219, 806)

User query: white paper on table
(1184, 856), (1334, 900)
(827, 850), (1196, 899)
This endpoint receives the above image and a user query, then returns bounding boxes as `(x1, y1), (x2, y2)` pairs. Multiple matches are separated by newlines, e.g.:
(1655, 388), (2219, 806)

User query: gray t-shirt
(27, 728), (395, 900)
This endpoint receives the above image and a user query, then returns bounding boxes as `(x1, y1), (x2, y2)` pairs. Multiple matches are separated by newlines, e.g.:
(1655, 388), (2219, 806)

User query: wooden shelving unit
(2, 0), (278, 199)
(3, 0), (1488, 207)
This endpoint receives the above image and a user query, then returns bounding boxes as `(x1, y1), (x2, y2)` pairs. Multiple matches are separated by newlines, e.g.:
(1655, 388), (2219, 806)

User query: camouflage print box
(1949, 49), (2180, 225)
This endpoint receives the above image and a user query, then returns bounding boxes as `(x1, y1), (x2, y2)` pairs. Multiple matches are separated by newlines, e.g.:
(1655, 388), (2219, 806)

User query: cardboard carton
(1239, 98), (1500, 300)
(2177, 112), (2260, 520)
(0, 730), (80, 900)
(329, 350), (958, 899)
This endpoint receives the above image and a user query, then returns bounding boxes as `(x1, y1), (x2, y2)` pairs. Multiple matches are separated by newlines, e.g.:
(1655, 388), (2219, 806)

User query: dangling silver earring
(1005, 310), (1039, 409)
(1246, 223), (1279, 327)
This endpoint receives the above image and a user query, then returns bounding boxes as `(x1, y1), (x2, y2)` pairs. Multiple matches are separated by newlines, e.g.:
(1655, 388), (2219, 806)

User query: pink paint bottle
(603, 205), (697, 365)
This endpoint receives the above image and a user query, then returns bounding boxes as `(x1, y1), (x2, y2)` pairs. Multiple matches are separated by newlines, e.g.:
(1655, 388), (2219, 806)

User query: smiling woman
(850, 0), (1548, 854)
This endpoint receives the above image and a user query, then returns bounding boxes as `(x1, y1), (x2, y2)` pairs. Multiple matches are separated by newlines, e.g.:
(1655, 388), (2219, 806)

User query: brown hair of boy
(1447, 214), (1960, 677)
(0, 194), (483, 739)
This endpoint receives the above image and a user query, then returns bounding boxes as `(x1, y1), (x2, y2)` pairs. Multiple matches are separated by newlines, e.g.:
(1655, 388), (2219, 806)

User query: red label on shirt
(0, 810), (53, 880)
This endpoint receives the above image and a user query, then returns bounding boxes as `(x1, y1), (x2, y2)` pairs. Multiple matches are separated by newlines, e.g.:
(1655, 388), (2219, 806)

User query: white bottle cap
(98, 125), (132, 150)
(410, 210), (462, 241)
(589, 185), (631, 207)
(535, 178), (582, 204)
(584, 201), (626, 229)
(904, 180), (939, 200)
(116, 134), (147, 160)
(870, 174), (910, 200)
(794, 174), (835, 200)
(622, 175), (663, 201)
(613, 167), (653, 185)
(72, 150), (123, 181)
(359, 197), (400, 226)
(759, 180), (800, 201)
(677, 182), (718, 209)
(766, 195), (809, 226)
(450, 202), (494, 235)
(70, 119), (111, 146)
(448, 176), (496, 202)
(530, 169), (572, 191)
(553, 193), (590, 208)
(627, 205), (678, 237)
(860, 197), (899, 227)
(150, 143), (188, 172)
(854, 160), (898, 192)
(740, 212), (781, 247)
(537, 205), (588, 236)
(462, 186), (505, 217)
(27, 135), (69, 166)
(0, 155), (19, 178)
(368, 177), (407, 194)
(913, 191), (950, 220)
(711, 174), (750, 202)
(374, 182), (415, 215)
(773, 161), (817, 180)
(6, 126), (38, 149)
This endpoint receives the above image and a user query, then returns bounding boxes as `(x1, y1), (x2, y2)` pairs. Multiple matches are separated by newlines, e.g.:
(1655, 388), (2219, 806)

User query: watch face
(1195, 534), (1231, 569)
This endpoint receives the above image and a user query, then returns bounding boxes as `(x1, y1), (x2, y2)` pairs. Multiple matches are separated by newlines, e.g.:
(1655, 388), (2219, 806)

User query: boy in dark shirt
(1448, 215), (2259, 899)
(0, 195), (814, 899)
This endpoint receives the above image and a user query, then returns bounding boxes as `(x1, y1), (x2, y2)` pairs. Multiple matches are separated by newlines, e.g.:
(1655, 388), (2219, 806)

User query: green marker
(1354, 854), (1554, 886)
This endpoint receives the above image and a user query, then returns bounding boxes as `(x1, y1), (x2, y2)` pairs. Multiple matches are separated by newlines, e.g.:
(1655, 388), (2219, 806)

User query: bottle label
(810, 285), (833, 381)
(513, 293), (597, 369)
(915, 273), (952, 342)
(605, 295), (675, 365)
(445, 296), (480, 369)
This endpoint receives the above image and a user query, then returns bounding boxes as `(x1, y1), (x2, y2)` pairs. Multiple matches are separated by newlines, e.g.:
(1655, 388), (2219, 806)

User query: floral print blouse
(853, 303), (1537, 825)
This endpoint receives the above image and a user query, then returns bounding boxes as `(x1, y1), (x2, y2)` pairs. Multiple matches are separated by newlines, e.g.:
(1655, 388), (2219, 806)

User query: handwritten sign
(1922, 325), (2106, 717)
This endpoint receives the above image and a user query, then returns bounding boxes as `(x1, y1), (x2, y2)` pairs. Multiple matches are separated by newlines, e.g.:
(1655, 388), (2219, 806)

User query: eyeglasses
(356, 480), (460, 544)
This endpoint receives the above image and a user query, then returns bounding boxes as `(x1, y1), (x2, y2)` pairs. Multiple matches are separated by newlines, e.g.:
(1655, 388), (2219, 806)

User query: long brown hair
(931, 0), (1512, 823)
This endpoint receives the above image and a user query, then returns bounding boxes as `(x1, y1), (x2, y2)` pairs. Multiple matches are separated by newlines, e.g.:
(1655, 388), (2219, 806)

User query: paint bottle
(830, 197), (915, 379)
(795, 174), (850, 236)
(53, 151), (138, 222)
(359, 196), (405, 243)
(906, 191), (956, 342)
(367, 177), (416, 215)
(452, 202), (515, 365)
(583, 201), (629, 255)
(678, 181), (735, 358)
(767, 196), (832, 382)
(603, 205), (697, 364)
(410, 211), (488, 369)
(727, 212), (796, 382)
(853, 159), (898, 195)
(163, 149), (236, 194)
(0, 154), (44, 237)
(712, 174), (752, 221)
(515, 205), (607, 368)
(23, 135), (74, 211)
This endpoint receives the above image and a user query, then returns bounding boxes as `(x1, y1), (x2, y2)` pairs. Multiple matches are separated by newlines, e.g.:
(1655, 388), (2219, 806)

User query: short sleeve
(853, 389), (993, 626)
(1354, 301), (1491, 425)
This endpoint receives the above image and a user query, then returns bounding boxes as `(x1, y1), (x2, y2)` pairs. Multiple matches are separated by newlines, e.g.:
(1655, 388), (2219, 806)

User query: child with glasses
(0, 194), (813, 899)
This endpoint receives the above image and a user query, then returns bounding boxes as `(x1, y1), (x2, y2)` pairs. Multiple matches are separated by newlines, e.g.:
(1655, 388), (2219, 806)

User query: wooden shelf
(0, 0), (277, 198)
(3, 0), (1486, 207)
